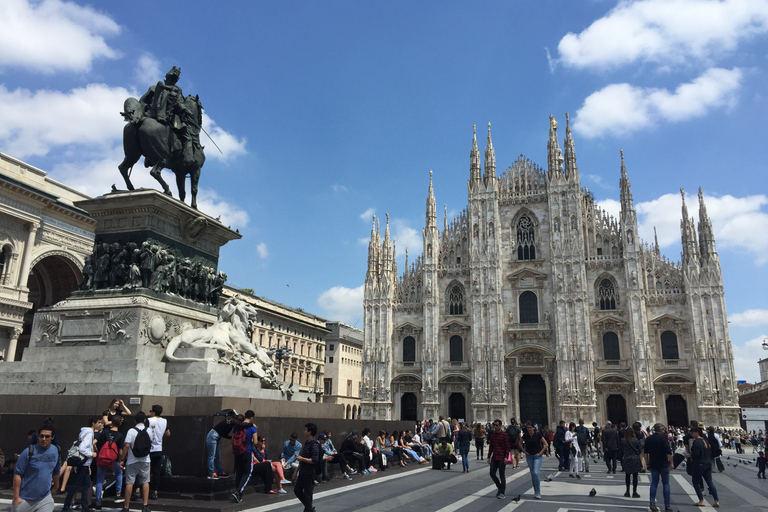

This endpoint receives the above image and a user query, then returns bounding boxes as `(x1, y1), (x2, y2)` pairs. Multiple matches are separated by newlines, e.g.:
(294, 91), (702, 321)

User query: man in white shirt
(120, 412), (152, 512)
(147, 405), (170, 501)
(62, 418), (98, 511)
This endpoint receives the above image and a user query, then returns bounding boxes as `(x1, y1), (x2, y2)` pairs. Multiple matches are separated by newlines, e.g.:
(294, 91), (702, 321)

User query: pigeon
(589, 488), (597, 497)
(512, 495), (521, 503)
(56, 386), (66, 395)
(727, 456), (730, 460)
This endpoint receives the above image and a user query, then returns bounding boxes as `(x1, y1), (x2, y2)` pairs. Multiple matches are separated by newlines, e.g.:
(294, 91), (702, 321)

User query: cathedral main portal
(519, 375), (548, 426)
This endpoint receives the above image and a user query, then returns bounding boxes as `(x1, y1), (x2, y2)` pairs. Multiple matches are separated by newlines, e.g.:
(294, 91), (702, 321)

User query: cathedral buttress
(422, 171), (441, 419)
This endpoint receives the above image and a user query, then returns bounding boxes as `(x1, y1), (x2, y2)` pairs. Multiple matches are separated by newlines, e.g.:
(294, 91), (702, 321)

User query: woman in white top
(565, 422), (582, 478)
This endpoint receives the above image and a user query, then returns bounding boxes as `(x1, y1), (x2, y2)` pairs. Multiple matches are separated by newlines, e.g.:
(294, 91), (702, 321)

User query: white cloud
(256, 242), (268, 259)
(730, 309), (768, 328)
(573, 68), (742, 138)
(0, 0), (120, 73)
(135, 53), (162, 86)
(200, 113), (247, 161)
(317, 285), (364, 325)
(391, 218), (422, 258)
(733, 334), (768, 383)
(359, 208), (375, 221)
(195, 189), (249, 230)
(331, 184), (348, 193)
(557, 0), (768, 71)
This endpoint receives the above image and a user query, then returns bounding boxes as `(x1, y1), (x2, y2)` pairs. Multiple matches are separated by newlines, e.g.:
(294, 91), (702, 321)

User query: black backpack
(506, 425), (520, 447)
(131, 426), (152, 458)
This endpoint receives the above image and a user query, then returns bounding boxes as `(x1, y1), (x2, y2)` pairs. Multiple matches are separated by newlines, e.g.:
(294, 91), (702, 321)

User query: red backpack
(96, 432), (119, 469)
(232, 427), (249, 456)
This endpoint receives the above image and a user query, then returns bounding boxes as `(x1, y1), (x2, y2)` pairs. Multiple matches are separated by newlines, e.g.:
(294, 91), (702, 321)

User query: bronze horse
(118, 95), (205, 209)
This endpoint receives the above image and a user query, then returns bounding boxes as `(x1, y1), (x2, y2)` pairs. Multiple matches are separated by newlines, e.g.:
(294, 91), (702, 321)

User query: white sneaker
(279, 479), (291, 485)
(534, 493), (542, 499)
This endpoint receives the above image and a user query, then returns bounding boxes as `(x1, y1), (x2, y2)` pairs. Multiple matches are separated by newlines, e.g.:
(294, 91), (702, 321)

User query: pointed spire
(426, 170), (436, 228)
(470, 124), (481, 182)
(484, 122), (496, 179)
(382, 213), (392, 273)
(547, 114), (564, 180)
(563, 112), (579, 180)
(443, 204), (448, 232)
(404, 247), (409, 275)
(619, 148), (634, 211)
(697, 187), (718, 260)
(654, 227), (660, 254)
(680, 188), (699, 266)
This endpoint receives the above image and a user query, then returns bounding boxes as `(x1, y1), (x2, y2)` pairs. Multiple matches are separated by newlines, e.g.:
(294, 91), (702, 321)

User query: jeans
(206, 429), (223, 475)
(691, 462), (719, 501)
(460, 446), (470, 471)
(63, 465), (90, 510)
(96, 461), (123, 503)
(294, 472), (315, 512)
(149, 452), (163, 492)
(526, 454), (543, 495)
(649, 467), (671, 508)
(558, 445), (570, 470)
(489, 459), (507, 493)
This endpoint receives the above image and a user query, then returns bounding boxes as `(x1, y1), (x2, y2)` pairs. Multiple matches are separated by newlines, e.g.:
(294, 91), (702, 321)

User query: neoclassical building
(361, 116), (739, 428)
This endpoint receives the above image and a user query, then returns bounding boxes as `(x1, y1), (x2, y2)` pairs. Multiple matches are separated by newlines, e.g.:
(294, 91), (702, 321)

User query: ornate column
(6, 327), (22, 362)
(16, 222), (39, 288)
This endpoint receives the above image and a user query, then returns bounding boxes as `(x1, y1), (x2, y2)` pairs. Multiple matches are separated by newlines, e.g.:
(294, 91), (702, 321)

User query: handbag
(715, 457), (724, 472)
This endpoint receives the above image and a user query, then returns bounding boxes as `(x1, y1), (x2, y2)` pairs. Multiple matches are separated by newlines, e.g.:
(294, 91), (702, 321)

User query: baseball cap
(318, 433), (327, 441)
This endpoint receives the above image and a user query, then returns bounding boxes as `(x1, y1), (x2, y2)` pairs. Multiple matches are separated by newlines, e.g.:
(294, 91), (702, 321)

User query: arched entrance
(448, 393), (466, 421)
(401, 393), (417, 421)
(606, 395), (628, 426)
(666, 395), (688, 428)
(519, 375), (548, 427)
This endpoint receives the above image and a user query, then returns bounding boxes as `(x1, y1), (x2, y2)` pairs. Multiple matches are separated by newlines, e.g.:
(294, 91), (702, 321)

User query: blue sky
(1, 0), (767, 381)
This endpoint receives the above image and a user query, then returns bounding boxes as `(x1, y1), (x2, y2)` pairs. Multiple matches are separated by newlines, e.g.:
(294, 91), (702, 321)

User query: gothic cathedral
(361, 115), (740, 428)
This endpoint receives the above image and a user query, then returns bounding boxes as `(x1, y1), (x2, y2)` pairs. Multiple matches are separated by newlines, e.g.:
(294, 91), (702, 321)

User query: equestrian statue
(118, 66), (205, 209)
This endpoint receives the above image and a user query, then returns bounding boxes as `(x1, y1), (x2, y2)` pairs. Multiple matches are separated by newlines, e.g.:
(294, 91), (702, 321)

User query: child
(758, 451), (766, 479)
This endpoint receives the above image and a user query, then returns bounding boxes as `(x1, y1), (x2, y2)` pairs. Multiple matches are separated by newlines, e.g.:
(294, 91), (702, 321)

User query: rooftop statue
(118, 66), (205, 209)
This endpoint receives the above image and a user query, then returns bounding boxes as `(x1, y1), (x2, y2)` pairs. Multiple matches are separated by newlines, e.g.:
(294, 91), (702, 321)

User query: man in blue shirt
(232, 410), (258, 503)
(13, 424), (61, 512)
(280, 432), (302, 483)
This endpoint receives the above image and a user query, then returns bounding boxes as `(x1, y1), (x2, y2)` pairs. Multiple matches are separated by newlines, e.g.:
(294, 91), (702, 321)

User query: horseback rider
(138, 66), (196, 167)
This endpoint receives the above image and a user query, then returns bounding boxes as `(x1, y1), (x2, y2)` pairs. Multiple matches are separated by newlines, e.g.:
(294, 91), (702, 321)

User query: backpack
(67, 438), (85, 466)
(131, 427), (152, 458)
(232, 427), (249, 456)
(576, 428), (589, 446)
(96, 431), (120, 469)
(506, 425), (520, 448)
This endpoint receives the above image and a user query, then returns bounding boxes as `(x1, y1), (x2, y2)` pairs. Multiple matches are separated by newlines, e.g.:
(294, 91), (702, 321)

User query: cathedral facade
(361, 116), (740, 428)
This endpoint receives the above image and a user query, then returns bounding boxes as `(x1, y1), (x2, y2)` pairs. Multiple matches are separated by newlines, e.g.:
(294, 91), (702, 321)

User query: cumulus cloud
(317, 285), (364, 325)
(599, 191), (768, 265)
(135, 53), (162, 86)
(391, 218), (422, 258)
(195, 188), (249, 230)
(256, 242), (268, 259)
(359, 207), (375, 222)
(557, 0), (768, 71)
(200, 112), (247, 161)
(331, 184), (348, 193)
(733, 334), (768, 383)
(0, 0), (121, 73)
(730, 309), (768, 328)
(573, 68), (742, 138)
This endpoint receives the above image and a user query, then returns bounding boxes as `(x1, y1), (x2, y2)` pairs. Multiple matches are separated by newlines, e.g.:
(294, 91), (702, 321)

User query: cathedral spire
(654, 227), (660, 254)
(470, 124), (481, 182)
(563, 112), (579, 180)
(404, 247), (409, 275)
(484, 122), (496, 180)
(426, 170), (437, 228)
(697, 187), (718, 260)
(680, 188), (699, 266)
(382, 213), (392, 273)
(547, 114), (564, 180)
(619, 149), (634, 211)
(366, 215), (379, 280)
(444, 204), (448, 232)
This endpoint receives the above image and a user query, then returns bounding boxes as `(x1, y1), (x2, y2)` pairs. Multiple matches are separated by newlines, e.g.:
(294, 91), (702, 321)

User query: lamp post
(269, 346), (292, 378)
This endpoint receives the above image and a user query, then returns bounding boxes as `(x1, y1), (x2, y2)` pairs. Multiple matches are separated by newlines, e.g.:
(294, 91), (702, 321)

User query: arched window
(661, 331), (679, 360)
(597, 278), (617, 310)
(519, 291), (538, 323)
(449, 335), (463, 362)
(0, 244), (10, 284)
(603, 332), (620, 360)
(403, 336), (416, 362)
(516, 215), (536, 260)
(448, 285), (464, 315)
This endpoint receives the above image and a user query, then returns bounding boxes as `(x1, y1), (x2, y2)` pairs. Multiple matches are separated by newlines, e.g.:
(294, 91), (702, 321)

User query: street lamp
(269, 346), (292, 377)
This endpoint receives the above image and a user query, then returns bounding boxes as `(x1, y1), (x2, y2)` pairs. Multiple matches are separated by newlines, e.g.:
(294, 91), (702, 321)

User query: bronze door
(519, 375), (548, 427)
(665, 395), (688, 428)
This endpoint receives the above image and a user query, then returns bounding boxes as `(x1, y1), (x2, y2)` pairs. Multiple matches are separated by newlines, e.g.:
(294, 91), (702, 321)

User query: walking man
(506, 419), (521, 469)
(575, 419), (591, 472)
(147, 405), (170, 501)
(294, 422), (321, 512)
(644, 423), (673, 512)
(487, 419), (511, 499)
(601, 421), (619, 473)
(12, 423), (60, 512)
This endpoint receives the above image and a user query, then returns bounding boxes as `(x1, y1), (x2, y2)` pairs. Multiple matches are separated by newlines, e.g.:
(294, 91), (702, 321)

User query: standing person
(232, 411), (258, 503)
(565, 422), (581, 478)
(688, 428), (719, 508)
(554, 421), (568, 471)
(487, 419), (511, 499)
(206, 413), (237, 479)
(505, 419), (521, 470)
(757, 451), (766, 479)
(574, 419), (591, 472)
(119, 412), (152, 512)
(473, 423), (485, 460)
(621, 428), (643, 498)
(95, 416), (125, 509)
(147, 405), (169, 501)
(456, 423), (472, 473)
(601, 421), (619, 474)
(520, 422), (547, 500)
(592, 422), (602, 459)
(645, 423), (674, 512)
(294, 423), (321, 512)
(12, 423), (61, 512)
(62, 418), (98, 511)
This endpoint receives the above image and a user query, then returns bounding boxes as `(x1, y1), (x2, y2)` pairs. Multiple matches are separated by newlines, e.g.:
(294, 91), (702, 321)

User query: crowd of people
(11, 402), (764, 512)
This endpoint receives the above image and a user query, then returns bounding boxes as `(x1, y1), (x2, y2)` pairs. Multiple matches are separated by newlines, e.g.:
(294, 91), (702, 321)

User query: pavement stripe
(672, 473), (716, 511)
(430, 469), (530, 512)
(532, 498), (647, 509)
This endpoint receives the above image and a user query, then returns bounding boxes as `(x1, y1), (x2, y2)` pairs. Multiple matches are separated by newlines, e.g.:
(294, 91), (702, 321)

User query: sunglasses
(38, 434), (52, 439)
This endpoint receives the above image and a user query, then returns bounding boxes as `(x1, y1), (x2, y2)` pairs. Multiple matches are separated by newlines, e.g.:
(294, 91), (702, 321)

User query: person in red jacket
(487, 419), (511, 499)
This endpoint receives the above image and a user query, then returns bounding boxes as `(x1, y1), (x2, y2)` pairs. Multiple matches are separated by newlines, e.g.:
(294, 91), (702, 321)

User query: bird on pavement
(512, 495), (521, 503)
(589, 488), (597, 497)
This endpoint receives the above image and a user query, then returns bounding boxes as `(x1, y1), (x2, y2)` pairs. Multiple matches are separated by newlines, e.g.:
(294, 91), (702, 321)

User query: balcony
(596, 359), (631, 370)
(657, 359), (689, 370)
